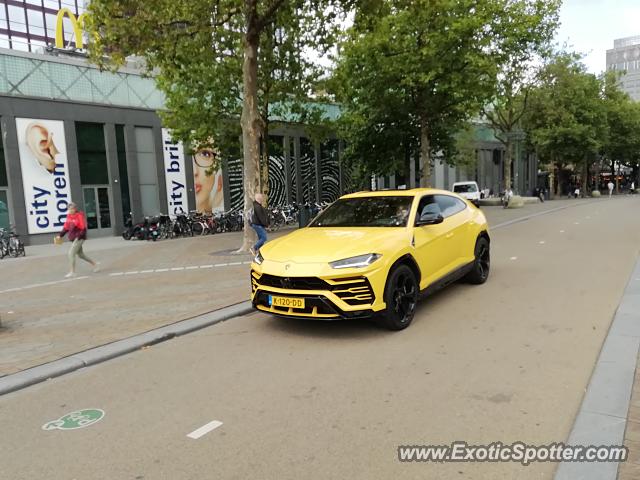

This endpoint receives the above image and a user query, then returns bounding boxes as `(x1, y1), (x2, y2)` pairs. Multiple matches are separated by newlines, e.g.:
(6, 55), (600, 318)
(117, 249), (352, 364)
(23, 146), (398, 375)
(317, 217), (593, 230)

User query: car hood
(262, 227), (410, 264)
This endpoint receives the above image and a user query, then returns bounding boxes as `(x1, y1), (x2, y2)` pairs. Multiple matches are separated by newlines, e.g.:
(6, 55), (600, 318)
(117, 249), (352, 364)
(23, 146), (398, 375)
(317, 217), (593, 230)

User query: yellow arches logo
(55, 8), (87, 50)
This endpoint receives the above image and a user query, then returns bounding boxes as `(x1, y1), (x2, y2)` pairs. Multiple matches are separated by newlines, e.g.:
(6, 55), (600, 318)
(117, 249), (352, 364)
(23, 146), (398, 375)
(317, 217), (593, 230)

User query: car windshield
(310, 196), (414, 227)
(453, 184), (477, 193)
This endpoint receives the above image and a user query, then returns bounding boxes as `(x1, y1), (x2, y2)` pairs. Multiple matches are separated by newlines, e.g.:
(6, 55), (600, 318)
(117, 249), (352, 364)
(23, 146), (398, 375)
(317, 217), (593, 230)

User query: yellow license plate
(269, 296), (305, 308)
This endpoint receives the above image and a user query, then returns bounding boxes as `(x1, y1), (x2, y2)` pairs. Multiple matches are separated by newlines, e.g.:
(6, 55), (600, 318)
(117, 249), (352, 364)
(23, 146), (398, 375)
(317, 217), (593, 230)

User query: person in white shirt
(607, 181), (614, 197)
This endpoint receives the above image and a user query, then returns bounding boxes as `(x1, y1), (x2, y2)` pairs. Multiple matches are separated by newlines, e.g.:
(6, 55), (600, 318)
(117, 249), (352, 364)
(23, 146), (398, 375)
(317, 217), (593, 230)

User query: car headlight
(329, 253), (382, 269)
(254, 251), (264, 265)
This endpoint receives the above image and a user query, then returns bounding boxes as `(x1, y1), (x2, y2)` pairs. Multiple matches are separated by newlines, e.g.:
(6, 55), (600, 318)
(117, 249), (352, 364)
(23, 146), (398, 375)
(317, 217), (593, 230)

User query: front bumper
(250, 269), (384, 320)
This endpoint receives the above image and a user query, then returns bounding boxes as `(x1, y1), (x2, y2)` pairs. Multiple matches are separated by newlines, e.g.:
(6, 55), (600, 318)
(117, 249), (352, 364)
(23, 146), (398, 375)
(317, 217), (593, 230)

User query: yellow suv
(251, 189), (490, 330)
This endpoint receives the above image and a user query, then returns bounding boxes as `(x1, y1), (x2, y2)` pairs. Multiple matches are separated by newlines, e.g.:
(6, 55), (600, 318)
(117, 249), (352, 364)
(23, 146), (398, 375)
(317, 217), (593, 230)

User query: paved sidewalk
(0, 198), (600, 377)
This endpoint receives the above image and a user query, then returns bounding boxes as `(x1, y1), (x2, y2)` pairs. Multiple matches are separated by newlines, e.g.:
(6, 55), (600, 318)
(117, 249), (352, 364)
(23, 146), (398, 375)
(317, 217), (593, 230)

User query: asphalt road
(1, 197), (639, 480)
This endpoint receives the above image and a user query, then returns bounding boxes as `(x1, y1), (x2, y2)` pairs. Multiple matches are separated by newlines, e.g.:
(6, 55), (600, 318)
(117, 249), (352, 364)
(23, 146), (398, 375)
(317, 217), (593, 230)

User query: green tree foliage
(333, 0), (559, 187)
(524, 53), (607, 195)
(601, 71), (640, 184)
(85, 0), (348, 249)
(483, 1), (560, 192)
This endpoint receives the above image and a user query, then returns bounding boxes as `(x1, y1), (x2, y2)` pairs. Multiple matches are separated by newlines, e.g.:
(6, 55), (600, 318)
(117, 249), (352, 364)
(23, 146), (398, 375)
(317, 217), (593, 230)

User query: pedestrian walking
(55, 202), (99, 278)
(250, 193), (269, 256)
(607, 180), (614, 197)
(574, 187), (580, 199)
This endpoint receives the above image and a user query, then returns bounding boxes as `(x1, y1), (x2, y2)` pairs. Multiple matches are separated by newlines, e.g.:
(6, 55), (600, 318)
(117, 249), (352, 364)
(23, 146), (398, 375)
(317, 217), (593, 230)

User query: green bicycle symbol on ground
(42, 408), (105, 431)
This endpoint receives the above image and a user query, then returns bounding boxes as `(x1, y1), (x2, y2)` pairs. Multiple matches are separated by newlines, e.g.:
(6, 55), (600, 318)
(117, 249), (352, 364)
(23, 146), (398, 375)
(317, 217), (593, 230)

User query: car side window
(434, 195), (467, 218)
(415, 195), (440, 225)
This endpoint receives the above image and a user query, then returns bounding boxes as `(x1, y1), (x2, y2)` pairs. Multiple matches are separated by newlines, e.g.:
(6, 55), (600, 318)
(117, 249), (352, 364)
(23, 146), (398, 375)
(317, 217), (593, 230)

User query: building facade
(607, 36), (640, 101)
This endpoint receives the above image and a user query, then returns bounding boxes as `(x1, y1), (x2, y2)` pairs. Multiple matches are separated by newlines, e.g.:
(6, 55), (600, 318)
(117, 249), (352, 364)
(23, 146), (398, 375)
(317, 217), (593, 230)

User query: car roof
(340, 188), (457, 199)
(452, 181), (477, 185)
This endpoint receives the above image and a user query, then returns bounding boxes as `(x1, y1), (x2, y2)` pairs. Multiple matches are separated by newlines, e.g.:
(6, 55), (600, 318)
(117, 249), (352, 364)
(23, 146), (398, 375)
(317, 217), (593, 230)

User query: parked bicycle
(121, 204), (302, 242)
(0, 226), (26, 259)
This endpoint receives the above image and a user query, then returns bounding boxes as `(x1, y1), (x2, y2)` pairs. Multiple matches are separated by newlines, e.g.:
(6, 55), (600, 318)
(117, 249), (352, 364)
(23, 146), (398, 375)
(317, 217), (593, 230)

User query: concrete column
(152, 126), (168, 213)
(389, 174), (396, 189)
(104, 123), (123, 232)
(63, 120), (83, 210)
(183, 142), (196, 212)
(1, 115), (29, 241)
(124, 125), (142, 223)
(221, 157), (231, 212)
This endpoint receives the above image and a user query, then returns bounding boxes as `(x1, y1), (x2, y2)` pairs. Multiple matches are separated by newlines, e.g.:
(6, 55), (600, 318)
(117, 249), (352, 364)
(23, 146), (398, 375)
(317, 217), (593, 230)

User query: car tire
(378, 264), (419, 331)
(465, 237), (490, 284)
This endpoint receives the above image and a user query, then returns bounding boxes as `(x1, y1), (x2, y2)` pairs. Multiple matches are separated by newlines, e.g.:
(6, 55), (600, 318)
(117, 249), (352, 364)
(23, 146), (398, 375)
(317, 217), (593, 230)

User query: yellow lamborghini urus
(250, 189), (490, 330)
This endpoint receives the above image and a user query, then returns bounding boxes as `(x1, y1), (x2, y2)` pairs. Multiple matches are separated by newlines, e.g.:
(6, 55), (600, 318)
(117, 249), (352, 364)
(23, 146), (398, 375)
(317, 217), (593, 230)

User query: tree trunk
(237, 25), (262, 253)
(580, 159), (588, 198)
(503, 139), (512, 193)
(419, 117), (431, 187)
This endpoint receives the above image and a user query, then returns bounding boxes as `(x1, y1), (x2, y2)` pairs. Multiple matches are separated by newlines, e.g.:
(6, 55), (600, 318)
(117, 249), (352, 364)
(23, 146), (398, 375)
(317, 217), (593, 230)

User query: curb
(0, 301), (253, 396)
(554, 258), (640, 480)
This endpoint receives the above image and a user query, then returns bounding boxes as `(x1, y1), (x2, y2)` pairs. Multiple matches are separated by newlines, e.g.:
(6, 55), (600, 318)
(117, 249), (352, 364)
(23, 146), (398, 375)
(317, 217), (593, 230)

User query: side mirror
(416, 212), (444, 226)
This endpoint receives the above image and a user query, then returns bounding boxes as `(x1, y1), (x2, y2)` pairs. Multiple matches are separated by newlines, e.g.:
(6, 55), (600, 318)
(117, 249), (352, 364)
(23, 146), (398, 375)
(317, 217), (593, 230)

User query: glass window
(76, 122), (109, 185)
(435, 195), (467, 218)
(453, 183), (478, 193)
(98, 187), (111, 228)
(43, 1), (61, 10)
(27, 10), (45, 36)
(83, 187), (98, 229)
(310, 196), (414, 227)
(416, 195), (439, 219)
(0, 191), (9, 230)
(44, 13), (56, 36)
(8, 6), (27, 33)
(26, 0), (44, 5)
(0, 37), (9, 49)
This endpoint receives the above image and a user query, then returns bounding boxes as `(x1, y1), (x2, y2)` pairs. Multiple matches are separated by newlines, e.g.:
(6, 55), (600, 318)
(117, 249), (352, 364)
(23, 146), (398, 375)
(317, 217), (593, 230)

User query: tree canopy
(332, 0), (561, 187)
(85, 0), (349, 249)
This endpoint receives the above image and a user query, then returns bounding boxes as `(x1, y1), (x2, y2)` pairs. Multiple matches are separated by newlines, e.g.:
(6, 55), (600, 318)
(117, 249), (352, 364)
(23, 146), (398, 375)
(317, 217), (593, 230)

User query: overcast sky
(555, 0), (640, 74)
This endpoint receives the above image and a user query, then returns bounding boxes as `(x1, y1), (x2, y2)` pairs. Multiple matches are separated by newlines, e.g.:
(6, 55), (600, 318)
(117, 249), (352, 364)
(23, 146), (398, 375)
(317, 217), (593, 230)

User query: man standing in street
(607, 180), (614, 198)
(250, 193), (269, 256)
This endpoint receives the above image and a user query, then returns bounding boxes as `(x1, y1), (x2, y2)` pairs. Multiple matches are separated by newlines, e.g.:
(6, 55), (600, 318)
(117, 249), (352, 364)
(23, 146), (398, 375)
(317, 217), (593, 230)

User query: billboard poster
(16, 118), (72, 234)
(161, 129), (188, 215)
(193, 144), (224, 214)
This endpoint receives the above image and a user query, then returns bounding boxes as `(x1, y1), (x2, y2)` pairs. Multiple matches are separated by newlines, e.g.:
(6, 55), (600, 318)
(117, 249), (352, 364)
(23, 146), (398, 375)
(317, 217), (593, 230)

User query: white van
(452, 181), (481, 207)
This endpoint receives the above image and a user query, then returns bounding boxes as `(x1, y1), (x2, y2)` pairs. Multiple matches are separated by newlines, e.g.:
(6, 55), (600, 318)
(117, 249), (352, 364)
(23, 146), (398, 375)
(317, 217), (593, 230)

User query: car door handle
(445, 232), (454, 239)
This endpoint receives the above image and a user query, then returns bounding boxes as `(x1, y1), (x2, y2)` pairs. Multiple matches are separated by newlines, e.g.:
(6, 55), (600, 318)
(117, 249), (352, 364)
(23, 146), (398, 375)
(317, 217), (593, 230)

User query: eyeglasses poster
(162, 129), (224, 215)
(16, 118), (73, 234)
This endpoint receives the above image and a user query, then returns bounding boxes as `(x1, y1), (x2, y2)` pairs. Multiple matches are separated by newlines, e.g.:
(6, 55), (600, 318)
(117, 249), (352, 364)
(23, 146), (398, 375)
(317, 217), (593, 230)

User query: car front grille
(252, 271), (375, 306)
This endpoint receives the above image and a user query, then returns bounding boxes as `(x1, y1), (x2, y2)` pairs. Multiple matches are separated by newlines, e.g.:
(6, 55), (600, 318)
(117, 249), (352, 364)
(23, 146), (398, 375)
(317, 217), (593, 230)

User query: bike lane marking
(0, 276), (88, 295)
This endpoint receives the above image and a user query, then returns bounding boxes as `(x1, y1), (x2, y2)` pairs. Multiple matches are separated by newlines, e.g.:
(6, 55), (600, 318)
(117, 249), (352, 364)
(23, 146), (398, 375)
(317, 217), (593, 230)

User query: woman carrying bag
(55, 202), (99, 278)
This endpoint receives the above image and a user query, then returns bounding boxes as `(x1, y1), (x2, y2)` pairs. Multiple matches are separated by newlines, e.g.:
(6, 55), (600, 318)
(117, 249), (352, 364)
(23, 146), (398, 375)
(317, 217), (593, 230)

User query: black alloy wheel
(465, 237), (490, 284)
(379, 264), (419, 331)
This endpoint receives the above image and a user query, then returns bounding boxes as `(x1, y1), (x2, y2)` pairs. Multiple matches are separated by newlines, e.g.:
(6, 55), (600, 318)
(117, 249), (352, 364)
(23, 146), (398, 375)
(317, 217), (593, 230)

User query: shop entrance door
(83, 186), (112, 233)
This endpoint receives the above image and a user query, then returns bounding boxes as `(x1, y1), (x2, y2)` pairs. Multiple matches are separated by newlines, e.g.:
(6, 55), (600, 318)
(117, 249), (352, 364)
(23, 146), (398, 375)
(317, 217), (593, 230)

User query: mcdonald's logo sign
(55, 8), (87, 50)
